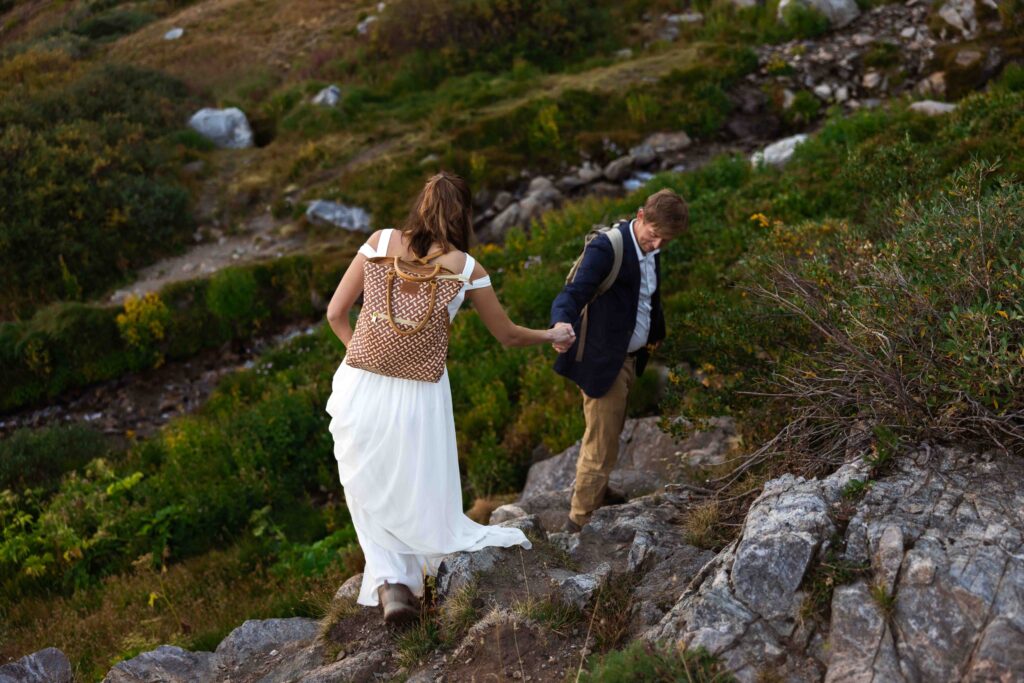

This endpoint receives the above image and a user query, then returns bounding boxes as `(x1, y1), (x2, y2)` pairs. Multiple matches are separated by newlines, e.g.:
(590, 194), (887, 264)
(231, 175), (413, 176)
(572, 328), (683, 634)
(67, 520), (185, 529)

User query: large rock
(435, 515), (544, 601)
(103, 645), (218, 683)
(777, 0), (860, 28)
(103, 618), (321, 683)
(188, 108), (254, 149)
(647, 443), (1024, 682)
(644, 460), (867, 681)
(834, 446), (1024, 682)
(0, 648), (73, 683)
(305, 200), (371, 233)
(750, 134), (808, 169)
(603, 155), (635, 182)
(935, 0), (988, 39)
(515, 416), (739, 504)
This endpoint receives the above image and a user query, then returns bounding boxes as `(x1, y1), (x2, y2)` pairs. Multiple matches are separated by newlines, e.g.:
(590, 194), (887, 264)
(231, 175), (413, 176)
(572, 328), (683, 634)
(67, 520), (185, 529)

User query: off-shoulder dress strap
(357, 228), (394, 258)
(462, 254), (492, 291)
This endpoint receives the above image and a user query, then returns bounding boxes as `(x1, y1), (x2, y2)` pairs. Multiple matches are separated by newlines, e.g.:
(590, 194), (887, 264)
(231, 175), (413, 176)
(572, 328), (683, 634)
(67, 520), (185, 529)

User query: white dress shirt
(627, 219), (659, 353)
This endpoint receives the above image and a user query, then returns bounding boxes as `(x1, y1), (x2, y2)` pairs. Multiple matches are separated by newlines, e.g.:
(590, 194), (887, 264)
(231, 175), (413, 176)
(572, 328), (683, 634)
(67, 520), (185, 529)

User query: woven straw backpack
(345, 249), (465, 382)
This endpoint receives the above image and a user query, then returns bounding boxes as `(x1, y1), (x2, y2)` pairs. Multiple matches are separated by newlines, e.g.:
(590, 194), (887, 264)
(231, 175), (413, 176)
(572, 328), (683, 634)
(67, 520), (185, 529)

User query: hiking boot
(563, 516), (582, 534)
(377, 581), (419, 626)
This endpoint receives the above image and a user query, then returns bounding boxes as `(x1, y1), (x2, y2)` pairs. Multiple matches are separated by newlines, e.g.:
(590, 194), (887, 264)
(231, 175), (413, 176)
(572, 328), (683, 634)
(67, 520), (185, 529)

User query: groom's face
(635, 210), (669, 253)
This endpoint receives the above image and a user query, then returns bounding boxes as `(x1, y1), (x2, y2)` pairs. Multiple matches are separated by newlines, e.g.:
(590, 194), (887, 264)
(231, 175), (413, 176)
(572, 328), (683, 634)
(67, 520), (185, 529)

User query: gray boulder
(604, 155), (635, 182)
(647, 443), (1024, 682)
(103, 645), (217, 683)
(833, 445), (1024, 682)
(644, 460), (867, 681)
(478, 202), (521, 243)
(311, 84), (341, 107)
(777, 0), (860, 28)
(642, 131), (692, 155)
(936, 0), (984, 39)
(435, 515), (544, 601)
(188, 108), (254, 149)
(516, 416), (739, 504)
(215, 618), (323, 683)
(909, 99), (957, 116)
(751, 134), (808, 168)
(0, 648), (73, 683)
(305, 200), (371, 233)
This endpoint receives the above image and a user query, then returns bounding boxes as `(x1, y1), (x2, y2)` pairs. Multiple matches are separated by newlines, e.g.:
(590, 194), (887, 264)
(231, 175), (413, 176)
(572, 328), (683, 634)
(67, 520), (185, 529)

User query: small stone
(954, 49), (983, 69)
(813, 83), (833, 100)
(312, 85), (342, 107)
(900, 26), (916, 39)
(603, 156), (635, 182)
(834, 85), (850, 103)
(909, 100), (957, 116)
(852, 33), (875, 47)
(862, 71), (883, 89)
(164, 27), (184, 40)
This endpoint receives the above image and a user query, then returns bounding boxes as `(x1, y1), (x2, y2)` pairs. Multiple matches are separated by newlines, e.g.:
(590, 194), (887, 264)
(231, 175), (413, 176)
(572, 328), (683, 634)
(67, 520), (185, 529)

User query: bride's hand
(549, 322), (576, 353)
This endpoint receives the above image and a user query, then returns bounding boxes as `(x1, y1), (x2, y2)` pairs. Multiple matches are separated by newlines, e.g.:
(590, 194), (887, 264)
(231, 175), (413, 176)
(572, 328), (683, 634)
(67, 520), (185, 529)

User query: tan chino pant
(569, 356), (636, 526)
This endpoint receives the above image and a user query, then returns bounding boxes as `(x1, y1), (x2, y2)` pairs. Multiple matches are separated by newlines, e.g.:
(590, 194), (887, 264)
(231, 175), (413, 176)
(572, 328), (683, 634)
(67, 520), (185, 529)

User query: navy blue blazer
(550, 219), (665, 398)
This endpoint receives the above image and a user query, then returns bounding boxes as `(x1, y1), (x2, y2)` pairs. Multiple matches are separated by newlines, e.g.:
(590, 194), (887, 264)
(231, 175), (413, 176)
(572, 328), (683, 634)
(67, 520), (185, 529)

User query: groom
(549, 188), (688, 532)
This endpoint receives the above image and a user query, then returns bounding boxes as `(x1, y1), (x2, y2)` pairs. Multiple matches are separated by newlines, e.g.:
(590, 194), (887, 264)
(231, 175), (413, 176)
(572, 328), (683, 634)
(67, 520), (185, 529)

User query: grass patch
(578, 640), (735, 682)
(511, 594), (583, 636)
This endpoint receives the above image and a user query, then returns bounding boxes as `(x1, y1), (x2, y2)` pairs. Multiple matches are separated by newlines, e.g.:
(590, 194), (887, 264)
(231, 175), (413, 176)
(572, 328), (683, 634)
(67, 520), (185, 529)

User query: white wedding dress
(325, 229), (532, 606)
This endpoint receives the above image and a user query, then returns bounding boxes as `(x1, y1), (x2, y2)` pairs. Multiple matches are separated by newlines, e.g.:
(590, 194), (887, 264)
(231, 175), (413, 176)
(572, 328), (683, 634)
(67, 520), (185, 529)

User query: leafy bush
(372, 0), (622, 78)
(0, 252), (336, 413)
(0, 326), (341, 598)
(71, 9), (156, 41)
(579, 640), (734, 682)
(752, 162), (1024, 458)
(0, 424), (113, 495)
(778, 2), (831, 39)
(0, 63), (195, 319)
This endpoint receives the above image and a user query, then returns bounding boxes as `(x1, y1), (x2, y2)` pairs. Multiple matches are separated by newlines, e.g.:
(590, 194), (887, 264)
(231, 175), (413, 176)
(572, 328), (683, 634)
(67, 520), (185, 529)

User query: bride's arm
(465, 262), (575, 349)
(326, 231), (381, 346)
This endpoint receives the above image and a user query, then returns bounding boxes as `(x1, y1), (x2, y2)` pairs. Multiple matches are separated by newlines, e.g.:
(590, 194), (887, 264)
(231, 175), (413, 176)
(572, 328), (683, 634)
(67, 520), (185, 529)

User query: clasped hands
(550, 321), (576, 353)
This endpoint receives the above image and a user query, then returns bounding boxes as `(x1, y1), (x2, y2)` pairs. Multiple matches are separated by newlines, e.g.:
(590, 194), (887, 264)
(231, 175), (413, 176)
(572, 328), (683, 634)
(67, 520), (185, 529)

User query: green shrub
(579, 640), (734, 682)
(71, 9), (155, 41)
(754, 162), (1024, 457)
(206, 267), (268, 335)
(779, 2), (831, 39)
(0, 63), (195, 319)
(372, 0), (622, 78)
(0, 424), (113, 495)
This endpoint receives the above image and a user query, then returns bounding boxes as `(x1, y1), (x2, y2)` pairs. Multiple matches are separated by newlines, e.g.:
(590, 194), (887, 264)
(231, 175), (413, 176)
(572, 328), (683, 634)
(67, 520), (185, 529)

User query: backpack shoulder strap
(596, 227), (624, 297)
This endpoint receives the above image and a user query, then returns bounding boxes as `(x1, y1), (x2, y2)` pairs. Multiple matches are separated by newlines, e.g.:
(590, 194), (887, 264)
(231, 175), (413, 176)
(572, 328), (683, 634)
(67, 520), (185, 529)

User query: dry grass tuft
(465, 492), (519, 524)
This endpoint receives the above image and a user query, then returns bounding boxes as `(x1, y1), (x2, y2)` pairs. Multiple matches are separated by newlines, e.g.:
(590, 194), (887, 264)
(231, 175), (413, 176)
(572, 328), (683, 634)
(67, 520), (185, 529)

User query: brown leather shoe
(377, 581), (419, 626)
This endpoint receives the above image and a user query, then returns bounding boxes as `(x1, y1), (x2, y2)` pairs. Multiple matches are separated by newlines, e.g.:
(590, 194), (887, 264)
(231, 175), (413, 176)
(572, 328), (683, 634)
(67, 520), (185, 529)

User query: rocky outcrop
(0, 648), (72, 683)
(103, 618), (323, 683)
(188, 108), (254, 149)
(646, 444), (1024, 682)
(490, 416), (739, 532)
(304, 199), (371, 232)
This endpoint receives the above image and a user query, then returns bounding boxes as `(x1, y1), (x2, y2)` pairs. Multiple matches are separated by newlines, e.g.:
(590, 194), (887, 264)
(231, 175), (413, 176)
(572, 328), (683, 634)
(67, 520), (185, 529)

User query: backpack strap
(574, 223), (626, 362)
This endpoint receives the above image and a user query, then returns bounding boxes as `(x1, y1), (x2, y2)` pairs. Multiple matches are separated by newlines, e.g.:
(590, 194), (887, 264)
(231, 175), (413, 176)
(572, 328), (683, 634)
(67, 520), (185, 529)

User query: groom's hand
(551, 322), (574, 353)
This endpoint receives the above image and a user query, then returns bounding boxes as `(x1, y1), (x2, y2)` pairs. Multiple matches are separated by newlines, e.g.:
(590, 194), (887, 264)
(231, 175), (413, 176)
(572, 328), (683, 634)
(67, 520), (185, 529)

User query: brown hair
(401, 171), (474, 259)
(643, 188), (689, 238)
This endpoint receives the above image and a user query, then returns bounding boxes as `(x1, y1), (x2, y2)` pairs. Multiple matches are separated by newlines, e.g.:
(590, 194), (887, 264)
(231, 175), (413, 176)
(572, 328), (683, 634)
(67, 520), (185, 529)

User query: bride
(324, 171), (575, 625)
